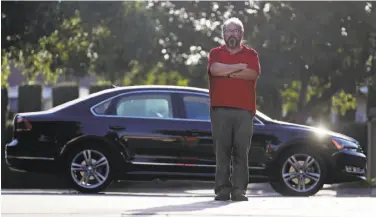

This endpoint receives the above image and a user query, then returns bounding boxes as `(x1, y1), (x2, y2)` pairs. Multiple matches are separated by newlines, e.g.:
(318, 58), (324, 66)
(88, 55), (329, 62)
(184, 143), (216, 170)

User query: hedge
(1, 88), (9, 143)
(52, 83), (79, 107)
(339, 123), (368, 155)
(89, 84), (113, 94)
(1, 122), (13, 161)
(368, 84), (376, 117)
(18, 84), (42, 113)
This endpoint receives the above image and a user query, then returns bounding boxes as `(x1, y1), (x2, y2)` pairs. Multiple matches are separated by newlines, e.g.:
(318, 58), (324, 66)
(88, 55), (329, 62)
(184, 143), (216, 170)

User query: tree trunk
(298, 75), (310, 113)
(288, 78), (341, 124)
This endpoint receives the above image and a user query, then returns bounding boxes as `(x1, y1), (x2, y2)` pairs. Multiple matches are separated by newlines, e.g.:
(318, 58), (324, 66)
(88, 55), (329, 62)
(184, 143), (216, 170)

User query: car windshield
(256, 110), (273, 121)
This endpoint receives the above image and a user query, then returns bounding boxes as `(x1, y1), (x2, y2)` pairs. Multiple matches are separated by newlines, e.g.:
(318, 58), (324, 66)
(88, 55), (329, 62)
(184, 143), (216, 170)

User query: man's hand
(210, 63), (247, 77)
(229, 68), (259, 81)
(234, 63), (248, 69)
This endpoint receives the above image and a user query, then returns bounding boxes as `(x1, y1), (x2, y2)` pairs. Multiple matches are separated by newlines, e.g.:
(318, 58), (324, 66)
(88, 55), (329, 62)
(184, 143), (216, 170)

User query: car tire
(66, 143), (115, 194)
(269, 146), (327, 196)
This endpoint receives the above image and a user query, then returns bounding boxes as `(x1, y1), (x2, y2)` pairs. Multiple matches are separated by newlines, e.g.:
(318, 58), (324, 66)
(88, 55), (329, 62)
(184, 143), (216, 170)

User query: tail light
(15, 115), (32, 132)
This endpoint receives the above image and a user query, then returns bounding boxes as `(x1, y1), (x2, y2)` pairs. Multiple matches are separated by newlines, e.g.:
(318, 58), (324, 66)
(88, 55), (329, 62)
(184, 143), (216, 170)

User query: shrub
(339, 122), (368, 155)
(368, 84), (376, 117)
(1, 121), (13, 160)
(18, 84), (42, 113)
(89, 84), (113, 94)
(1, 88), (9, 147)
(52, 83), (79, 107)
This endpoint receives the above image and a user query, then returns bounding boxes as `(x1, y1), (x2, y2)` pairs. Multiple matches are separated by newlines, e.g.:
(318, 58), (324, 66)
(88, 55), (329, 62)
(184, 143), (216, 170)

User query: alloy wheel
(70, 149), (110, 189)
(281, 153), (321, 193)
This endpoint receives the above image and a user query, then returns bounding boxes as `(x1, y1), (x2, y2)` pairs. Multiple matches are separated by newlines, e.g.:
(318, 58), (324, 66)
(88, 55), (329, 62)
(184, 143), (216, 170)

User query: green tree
(74, 1), (162, 85)
(1, 1), (76, 50)
(278, 1), (376, 123)
(3, 1), (375, 125)
(1, 49), (14, 88)
(38, 11), (106, 84)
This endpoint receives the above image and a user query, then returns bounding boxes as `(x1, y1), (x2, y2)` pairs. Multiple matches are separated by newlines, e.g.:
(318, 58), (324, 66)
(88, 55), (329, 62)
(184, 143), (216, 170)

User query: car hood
(271, 120), (357, 142)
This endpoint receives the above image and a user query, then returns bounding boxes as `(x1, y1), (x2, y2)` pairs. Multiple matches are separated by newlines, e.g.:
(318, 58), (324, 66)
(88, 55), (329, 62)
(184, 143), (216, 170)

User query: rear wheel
(269, 147), (326, 196)
(66, 144), (114, 193)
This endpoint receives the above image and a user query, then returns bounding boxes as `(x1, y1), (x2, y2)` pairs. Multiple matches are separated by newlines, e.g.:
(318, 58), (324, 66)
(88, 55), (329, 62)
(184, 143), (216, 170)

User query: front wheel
(66, 144), (114, 193)
(269, 147), (327, 196)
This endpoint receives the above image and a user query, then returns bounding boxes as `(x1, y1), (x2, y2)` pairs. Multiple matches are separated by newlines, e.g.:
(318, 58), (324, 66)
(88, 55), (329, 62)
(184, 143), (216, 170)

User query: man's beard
(226, 37), (240, 48)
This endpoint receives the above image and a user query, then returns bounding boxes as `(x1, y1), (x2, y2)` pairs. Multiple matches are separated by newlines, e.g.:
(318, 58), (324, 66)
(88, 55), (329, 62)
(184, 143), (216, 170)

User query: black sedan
(5, 85), (367, 196)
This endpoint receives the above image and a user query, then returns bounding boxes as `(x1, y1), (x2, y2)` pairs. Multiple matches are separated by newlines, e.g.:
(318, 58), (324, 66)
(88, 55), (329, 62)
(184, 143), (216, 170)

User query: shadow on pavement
(123, 200), (232, 216)
(1, 180), (282, 197)
(2, 184), (374, 198)
(0, 192), (275, 198)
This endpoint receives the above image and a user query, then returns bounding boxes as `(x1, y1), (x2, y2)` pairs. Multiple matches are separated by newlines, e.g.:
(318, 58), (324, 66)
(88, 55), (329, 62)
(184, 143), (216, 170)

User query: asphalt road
(2, 181), (376, 217)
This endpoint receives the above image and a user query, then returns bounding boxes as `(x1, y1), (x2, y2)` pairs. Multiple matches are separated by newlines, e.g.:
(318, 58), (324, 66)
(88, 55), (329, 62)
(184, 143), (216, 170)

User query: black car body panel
(5, 85), (367, 184)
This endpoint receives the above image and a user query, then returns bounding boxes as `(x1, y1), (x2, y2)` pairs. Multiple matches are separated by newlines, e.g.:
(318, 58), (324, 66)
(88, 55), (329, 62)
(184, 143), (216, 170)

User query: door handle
(109, 126), (127, 130)
(187, 132), (199, 136)
(187, 129), (199, 135)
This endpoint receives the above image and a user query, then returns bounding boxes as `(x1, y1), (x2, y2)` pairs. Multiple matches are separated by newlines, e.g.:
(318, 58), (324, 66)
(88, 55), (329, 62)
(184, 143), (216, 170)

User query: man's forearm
(210, 63), (246, 77)
(230, 68), (259, 80)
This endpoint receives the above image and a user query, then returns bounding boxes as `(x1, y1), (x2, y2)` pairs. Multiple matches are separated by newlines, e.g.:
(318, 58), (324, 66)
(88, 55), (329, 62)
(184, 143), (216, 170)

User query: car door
(175, 93), (216, 174)
(92, 90), (189, 173)
(178, 92), (271, 173)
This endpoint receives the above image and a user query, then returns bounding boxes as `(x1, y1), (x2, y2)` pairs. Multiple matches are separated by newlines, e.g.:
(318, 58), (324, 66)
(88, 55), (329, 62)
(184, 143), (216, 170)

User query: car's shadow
(2, 161), (371, 198)
(2, 179), (373, 198)
(122, 200), (234, 216)
(1, 179), (280, 198)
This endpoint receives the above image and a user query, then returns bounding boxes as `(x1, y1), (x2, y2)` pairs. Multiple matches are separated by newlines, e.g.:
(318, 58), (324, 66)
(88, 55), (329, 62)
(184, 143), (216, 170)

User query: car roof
(49, 84), (273, 123)
(111, 85), (209, 93)
(48, 85), (209, 112)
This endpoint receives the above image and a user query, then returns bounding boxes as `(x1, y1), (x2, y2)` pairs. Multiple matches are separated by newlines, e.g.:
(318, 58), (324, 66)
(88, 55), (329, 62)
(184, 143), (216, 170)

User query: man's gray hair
(222, 17), (244, 33)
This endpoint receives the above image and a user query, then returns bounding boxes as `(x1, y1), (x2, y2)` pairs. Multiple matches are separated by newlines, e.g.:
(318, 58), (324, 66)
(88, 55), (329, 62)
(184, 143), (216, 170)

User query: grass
(357, 178), (376, 188)
(366, 178), (376, 187)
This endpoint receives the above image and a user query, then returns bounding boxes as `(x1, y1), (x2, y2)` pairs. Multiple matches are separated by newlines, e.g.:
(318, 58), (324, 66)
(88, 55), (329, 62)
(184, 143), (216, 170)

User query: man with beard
(207, 17), (261, 201)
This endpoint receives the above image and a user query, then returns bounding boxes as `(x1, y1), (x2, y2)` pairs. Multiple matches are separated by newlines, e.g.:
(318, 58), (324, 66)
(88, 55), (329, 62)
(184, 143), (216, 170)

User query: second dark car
(5, 85), (367, 196)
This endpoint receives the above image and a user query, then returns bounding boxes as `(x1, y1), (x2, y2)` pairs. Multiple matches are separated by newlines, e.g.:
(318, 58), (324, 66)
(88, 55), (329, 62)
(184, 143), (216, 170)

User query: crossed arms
(207, 50), (261, 81)
(209, 63), (259, 81)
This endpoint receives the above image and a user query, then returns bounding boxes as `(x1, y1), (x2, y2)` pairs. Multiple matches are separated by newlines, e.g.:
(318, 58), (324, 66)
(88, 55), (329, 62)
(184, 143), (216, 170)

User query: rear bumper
(5, 139), (59, 174)
(327, 149), (367, 183)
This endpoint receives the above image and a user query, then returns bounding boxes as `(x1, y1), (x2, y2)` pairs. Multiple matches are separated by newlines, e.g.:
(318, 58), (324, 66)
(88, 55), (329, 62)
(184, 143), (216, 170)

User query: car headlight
(331, 137), (358, 150)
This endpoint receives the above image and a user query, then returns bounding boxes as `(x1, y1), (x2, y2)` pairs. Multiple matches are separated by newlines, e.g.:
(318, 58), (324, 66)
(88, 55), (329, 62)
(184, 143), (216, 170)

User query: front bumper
(328, 149), (367, 183)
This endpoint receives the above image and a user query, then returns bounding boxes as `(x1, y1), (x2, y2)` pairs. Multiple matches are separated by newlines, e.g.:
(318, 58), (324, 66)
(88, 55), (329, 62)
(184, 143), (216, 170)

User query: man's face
(223, 23), (243, 48)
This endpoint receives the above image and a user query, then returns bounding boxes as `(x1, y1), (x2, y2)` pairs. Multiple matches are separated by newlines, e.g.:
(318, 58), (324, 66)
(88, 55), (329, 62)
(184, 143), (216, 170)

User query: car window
(183, 95), (210, 120)
(115, 94), (173, 119)
(182, 94), (263, 124)
(253, 117), (263, 125)
(92, 100), (111, 115)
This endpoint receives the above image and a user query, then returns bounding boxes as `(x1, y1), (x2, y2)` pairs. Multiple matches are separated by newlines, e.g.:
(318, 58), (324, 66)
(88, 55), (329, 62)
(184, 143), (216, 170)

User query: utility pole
(367, 73), (376, 180)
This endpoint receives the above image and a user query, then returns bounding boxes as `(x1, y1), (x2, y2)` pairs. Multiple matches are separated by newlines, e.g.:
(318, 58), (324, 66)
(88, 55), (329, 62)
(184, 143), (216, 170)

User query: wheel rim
(70, 149), (110, 189)
(281, 153), (321, 193)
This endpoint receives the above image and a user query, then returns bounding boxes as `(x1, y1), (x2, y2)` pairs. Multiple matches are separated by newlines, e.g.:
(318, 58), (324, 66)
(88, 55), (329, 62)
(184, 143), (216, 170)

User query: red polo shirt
(207, 44), (261, 114)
